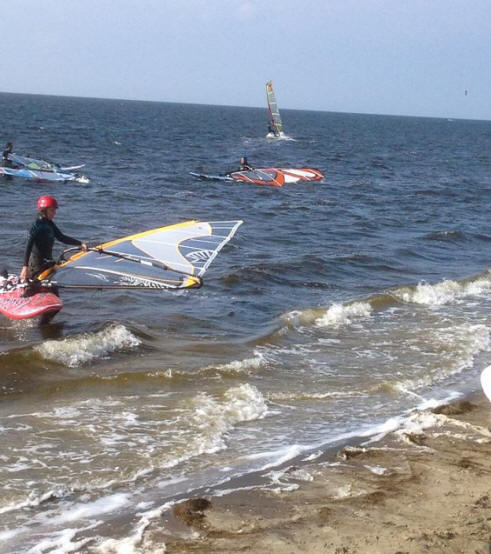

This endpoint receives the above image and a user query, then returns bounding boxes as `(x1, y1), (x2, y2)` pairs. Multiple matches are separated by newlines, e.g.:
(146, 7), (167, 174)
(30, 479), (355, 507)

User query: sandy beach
(142, 394), (491, 554)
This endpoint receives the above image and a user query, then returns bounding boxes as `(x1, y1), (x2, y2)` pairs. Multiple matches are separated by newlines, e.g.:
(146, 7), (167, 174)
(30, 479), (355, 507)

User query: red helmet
(37, 195), (59, 210)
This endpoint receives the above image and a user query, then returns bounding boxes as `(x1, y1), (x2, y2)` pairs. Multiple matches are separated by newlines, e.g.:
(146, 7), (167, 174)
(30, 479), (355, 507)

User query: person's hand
(19, 265), (28, 281)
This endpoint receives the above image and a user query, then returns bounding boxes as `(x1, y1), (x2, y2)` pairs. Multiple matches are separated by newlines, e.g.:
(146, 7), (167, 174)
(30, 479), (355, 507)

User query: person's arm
(52, 222), (83, 247)
(19, 265), (29, 281)
(20, 228), (35, 280)
(23, 234), (34, 266)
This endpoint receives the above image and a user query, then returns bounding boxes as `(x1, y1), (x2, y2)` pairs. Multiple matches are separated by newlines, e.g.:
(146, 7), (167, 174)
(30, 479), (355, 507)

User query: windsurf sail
(9, 153), (59, 172)
(190, 168), (323, 187)
(0, 166), (89, 183)
(229, 169), (285, 187)
(227, 168), (323, 186)
(8, 153), (85, 172)
(266, 81), (283, 136)
(38, 220), (243, 290)
(262, 168), (323, 183)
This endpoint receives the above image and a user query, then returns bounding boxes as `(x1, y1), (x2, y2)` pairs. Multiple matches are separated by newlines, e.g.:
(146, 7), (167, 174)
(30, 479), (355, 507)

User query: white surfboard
(480, 366), (491, 402)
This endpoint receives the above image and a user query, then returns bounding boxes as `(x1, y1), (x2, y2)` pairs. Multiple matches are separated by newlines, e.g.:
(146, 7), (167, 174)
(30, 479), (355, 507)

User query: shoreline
(141, 392), (490, 553)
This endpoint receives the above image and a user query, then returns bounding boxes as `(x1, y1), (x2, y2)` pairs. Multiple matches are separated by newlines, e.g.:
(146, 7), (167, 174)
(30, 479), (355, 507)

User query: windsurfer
(267, 123), (278, 137)
(19, 196), (87, 282)
(1, 142), (14, 179)
(238, 157), (253, 171)
(2, 142), (13, 167)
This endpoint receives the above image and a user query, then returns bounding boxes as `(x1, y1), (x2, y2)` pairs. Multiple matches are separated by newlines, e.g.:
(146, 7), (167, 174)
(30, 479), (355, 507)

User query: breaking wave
(285, 301), (372, 329)
(391, 274), (491, 306)
(393, 324), (490, 393)
(188, 383), (268, 455)
(212, 351), (267, 374)
(283, 272), (491, 332)
(35, 324), (142, 367)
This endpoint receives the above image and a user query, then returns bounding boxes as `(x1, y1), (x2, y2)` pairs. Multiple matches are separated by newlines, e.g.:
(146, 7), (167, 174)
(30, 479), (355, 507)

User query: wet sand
(145, 395), (490, 553)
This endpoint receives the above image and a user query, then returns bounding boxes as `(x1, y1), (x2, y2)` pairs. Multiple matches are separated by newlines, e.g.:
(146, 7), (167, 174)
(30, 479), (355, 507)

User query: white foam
(242, 444), (305, 470)
(25, 525), (95, 554)
(302, 450), (323, 462)
(267, 470), (300, 493)
(395, 324), (490, 392)
(284, 299), (372, 330)
(315, 301), (372, 328)
(333, 484), (352, 498)
(52, 406), (82, 419)
(214, 351), (266, 374)
(96, 501), (174, 554)
(393, 275), (491, 306)
(287, 467), (314, 482)
(49, 493), (130, 525)
(0, 487), (69, 515)
(269, 390), (361, 401)
(36, 324), (141, 367)
(189, 384), (268, 455)
(395, 409), (491, 446)
(364, 465), (387, 475)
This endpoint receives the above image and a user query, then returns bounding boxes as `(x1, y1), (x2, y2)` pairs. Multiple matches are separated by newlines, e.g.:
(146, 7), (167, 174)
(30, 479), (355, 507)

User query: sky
(1, 0), (490, 120)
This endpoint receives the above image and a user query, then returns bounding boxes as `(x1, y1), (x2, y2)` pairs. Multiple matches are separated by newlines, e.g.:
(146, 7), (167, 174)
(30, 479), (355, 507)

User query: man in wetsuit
(2, 142), (13, 166)
(19, 195), (87, 281)
(238, 156), (253, 171)
(1, 142), (14, 180)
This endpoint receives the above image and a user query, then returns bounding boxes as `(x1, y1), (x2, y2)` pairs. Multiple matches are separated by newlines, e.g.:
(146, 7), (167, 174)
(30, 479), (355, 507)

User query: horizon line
(0, 90), (489, 124)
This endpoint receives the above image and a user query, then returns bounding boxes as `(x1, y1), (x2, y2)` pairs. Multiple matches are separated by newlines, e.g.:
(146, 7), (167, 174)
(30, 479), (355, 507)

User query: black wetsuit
(2, 149), (13, 180)
(2, 148), (13, 167)
(24, 216), (81, 277)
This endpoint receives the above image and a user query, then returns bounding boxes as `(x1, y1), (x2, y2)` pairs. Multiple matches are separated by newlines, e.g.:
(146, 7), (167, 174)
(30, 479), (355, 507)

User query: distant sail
(39, 220), (243, 290)
(9, 153), (59, 172)
(0, 166), (87, 183)
(9, 153), (85, 172)
(229, 169), (285, 187)
(266, 81), (283, 135)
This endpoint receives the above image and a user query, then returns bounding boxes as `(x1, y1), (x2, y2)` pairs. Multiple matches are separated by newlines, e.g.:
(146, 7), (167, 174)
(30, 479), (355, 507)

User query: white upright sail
(266, 80), (284, 137)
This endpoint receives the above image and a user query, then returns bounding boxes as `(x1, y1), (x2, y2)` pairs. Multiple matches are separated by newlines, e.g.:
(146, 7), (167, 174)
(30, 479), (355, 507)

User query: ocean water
(0, 92), (490, 552)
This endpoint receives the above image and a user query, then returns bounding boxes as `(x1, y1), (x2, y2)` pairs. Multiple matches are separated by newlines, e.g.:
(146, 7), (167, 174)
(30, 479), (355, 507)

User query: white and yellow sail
(39, 220), (242, 290)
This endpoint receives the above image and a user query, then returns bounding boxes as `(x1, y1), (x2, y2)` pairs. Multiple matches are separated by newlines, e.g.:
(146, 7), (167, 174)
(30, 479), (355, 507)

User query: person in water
(238, 156), (253, 171)
(1, 142), (14, 180)
(2, 142), (13, 166)
(19, 195), (87, 281)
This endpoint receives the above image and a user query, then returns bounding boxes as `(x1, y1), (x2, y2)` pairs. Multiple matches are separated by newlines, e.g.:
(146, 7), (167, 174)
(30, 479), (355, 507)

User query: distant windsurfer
(238, 156), (253, 171)
(2, 142), (13, 167)
(267, 122), (278, 137)
(20, 195), (87, 282)
(1, 142), (14, 179)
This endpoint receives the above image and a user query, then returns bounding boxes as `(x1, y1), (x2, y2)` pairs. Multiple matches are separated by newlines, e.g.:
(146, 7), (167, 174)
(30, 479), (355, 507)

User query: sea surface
(0, 92), (490, 553)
